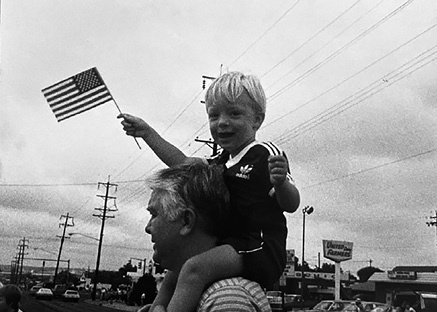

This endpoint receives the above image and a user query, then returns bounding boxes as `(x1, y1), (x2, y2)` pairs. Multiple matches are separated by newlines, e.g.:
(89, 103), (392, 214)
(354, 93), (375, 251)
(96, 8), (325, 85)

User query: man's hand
(268, 155), (288, 186)
(117, 113), (150, 138)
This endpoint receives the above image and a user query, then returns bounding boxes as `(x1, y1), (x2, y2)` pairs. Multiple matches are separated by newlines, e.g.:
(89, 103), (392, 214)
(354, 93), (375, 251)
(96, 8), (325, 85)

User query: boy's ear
(253, 113), (265, 130)
(179, 209), (196, 236)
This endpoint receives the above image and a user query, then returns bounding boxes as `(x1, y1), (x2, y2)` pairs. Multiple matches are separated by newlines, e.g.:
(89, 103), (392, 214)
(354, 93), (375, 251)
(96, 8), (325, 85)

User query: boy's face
(206, 91), (263, 157)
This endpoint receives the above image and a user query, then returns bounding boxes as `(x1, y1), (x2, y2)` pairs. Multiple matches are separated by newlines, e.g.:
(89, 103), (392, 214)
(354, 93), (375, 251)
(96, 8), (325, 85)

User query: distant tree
(119, 261), (137, 274)
(316, 263), (335, 273)
(357, 266), (383, 282)
(57, 270), (80, 286)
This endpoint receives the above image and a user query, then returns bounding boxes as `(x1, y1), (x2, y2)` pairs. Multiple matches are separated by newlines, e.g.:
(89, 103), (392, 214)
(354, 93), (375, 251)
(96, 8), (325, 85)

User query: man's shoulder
(203, 277), (261, 292)
(197, 277), (271, 311)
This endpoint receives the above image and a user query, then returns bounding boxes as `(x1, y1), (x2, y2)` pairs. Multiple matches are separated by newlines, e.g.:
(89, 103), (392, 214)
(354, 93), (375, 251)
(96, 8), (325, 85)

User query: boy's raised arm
(118, 113), (192, 167)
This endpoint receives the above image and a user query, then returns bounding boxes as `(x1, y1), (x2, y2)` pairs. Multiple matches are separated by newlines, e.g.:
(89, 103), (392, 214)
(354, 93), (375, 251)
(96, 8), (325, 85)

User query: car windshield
(343, 303), (360, 311)
(267, 291), (281, 297)
(314, 301), (334, 310)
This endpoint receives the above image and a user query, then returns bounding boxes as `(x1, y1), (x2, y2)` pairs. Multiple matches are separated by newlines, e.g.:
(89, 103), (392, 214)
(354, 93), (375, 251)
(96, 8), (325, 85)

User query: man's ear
(253, 113), (265, 130)
(179, 209), (196, 236)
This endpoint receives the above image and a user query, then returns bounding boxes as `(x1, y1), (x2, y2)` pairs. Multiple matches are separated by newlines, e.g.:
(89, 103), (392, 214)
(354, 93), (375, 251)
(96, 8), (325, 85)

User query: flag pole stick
(112, 99), (142, 149)
(95, 68), (141, 149)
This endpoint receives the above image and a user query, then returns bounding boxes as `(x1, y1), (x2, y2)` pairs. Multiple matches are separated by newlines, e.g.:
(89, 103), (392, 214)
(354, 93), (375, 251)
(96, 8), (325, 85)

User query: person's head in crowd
(145, 162), (230, 271)
(0, 285), (21, 312)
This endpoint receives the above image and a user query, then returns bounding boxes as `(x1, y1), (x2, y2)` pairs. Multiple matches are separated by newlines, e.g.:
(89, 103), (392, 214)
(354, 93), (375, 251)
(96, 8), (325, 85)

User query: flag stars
(75, 68), (103, 93)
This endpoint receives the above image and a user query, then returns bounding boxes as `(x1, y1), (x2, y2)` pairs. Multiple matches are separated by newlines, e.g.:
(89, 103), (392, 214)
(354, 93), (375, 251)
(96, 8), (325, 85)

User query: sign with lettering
(290, 271), (350, 281)
(387, 271), (417, 280)
(323, 240), (353, 262)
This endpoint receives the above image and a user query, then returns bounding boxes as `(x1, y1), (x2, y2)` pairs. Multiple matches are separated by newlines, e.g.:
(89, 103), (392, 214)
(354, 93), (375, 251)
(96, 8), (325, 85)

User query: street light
(68, 232), (99, 241)
(301, 205), (314, 305)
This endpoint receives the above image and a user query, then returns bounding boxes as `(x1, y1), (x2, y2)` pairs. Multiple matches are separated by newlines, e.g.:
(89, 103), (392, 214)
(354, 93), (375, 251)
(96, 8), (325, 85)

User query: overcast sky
(1, 0), (437, 276)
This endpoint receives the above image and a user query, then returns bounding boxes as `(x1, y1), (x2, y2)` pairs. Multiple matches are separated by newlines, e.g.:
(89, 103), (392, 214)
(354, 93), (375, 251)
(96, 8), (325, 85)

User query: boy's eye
(208, 113), (218, 120)
(230, 110), (242, 117)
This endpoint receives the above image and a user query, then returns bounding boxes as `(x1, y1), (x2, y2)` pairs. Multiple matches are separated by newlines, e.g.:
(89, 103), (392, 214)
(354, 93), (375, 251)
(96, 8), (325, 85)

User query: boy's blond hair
(205, 71), (266, 116)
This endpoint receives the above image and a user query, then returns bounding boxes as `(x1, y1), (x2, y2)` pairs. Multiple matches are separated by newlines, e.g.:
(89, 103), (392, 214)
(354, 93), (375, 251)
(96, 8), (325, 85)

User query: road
(20, 293), (139, 312)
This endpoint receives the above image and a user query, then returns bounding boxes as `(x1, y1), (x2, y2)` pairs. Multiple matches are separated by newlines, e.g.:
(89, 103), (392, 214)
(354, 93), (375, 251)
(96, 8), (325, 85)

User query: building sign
(290, 271), (349, 281)
(387, 271), (417, 280)
(323, 240), (353, 262)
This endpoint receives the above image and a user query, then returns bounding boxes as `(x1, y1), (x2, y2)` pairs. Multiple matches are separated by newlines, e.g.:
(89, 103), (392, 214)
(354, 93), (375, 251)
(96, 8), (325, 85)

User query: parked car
(393, 291), (437, 312)
(29, 285), (42, 296)
(52, 284), (68, 298)
(342, 301), (387, 312)
(266, 291), (303, 311)
(62, 290), (80, 302)
(370, 305), (395, 312)
(307, 300), (354, 312)
(35, 288), (54, 301)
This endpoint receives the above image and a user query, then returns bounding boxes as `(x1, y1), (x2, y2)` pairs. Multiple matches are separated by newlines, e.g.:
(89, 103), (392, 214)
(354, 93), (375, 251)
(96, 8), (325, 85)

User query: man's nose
(145, 220), (151, 234)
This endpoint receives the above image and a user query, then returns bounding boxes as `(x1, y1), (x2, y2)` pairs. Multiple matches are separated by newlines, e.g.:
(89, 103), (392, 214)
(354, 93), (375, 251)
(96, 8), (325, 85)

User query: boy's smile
(206, 92), (264, 157)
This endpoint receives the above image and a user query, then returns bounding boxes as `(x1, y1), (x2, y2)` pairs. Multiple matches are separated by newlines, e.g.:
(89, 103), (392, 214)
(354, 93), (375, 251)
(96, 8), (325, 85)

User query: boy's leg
(167, 244), (242, 312)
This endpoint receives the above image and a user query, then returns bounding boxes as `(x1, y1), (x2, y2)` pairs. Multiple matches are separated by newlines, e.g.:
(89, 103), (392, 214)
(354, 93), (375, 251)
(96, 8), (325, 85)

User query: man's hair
(205, 71), (266, 115)
(148, 162), (230, 237)
(0, 284), (21, 311)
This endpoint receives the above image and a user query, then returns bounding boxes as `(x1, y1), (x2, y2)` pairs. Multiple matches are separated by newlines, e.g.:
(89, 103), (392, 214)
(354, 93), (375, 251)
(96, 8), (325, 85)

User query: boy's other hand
(268, 155), (288, 186)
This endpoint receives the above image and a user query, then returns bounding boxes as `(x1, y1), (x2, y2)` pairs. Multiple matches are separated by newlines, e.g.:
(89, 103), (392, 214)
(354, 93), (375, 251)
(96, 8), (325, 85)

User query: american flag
(42, 67), (113, 122)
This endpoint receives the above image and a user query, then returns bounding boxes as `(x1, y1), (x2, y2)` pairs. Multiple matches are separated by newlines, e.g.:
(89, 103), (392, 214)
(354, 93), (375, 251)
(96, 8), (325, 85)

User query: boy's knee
(181, 256), (203, 277)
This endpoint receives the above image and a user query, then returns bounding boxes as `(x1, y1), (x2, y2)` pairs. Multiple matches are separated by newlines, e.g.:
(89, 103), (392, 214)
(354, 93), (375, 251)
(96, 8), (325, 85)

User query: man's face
(145, 192), (183, 270)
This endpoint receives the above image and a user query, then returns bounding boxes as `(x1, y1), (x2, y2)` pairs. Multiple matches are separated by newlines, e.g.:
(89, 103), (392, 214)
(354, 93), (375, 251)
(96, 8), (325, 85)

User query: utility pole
(54, 213), (74, 285)
(14, 238), (28, 285)
(197, 74), (219, 157)
(14, 252), (21, 285)
(195, 137), (219, 157)
(427, 210), (437, 260)
(92, 176), (118, 301)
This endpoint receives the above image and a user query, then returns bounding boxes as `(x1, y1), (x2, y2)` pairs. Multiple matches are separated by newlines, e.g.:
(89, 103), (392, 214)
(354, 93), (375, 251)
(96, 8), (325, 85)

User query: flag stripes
(42, 67), (113, 122)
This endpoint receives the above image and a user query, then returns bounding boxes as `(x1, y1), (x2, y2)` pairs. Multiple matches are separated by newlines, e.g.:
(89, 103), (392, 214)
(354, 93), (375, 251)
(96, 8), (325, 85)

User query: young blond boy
(119, 71), (300, 312)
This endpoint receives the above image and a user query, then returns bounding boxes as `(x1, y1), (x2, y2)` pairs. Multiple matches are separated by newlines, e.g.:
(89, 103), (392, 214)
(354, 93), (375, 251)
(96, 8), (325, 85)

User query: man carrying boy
(142, 163), (271, 311)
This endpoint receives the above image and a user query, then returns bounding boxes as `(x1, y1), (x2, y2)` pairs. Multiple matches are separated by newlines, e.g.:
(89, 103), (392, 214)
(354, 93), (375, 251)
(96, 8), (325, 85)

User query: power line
(0, 182), (96, 187)
(301, 148), (437, 190)
(261, 0), (363, 78)
(262, 22), (437, 131)
(228, 0), (302, 67)
(274, 42), (437, 144)
(267, 0), (414, 100)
